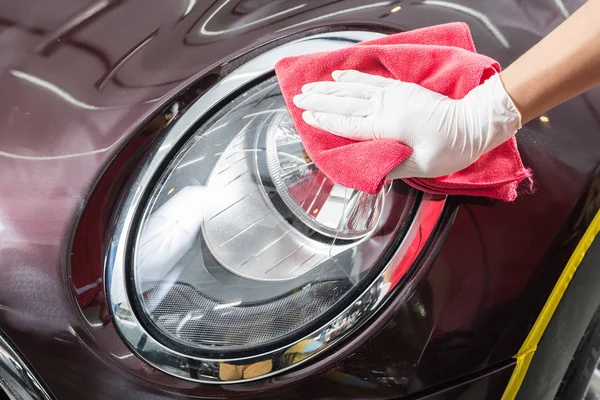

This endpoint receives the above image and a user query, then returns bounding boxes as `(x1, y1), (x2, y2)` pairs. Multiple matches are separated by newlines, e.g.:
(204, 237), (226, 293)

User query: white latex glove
(292, 70), (522, 179)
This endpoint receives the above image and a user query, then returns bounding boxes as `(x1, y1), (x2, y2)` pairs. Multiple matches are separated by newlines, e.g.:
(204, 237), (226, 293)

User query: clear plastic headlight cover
(132, 76), (413, 355)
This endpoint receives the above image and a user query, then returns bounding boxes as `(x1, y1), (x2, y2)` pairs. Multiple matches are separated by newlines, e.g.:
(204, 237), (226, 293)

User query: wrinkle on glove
(275, 22), (531, 201)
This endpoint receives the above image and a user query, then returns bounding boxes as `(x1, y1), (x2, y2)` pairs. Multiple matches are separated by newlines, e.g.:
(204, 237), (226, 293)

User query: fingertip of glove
(301, 83), (315, 93)
(302, 110), (316, 125)
(293, 94), (303, 107)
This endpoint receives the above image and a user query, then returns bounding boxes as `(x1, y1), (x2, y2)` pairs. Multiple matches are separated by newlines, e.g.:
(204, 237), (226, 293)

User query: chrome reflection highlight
(0, 332), (52, 400)
(105, 31), (446, 383)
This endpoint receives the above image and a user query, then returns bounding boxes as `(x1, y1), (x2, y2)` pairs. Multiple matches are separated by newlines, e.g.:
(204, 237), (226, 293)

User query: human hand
(293, 70), (522, 179)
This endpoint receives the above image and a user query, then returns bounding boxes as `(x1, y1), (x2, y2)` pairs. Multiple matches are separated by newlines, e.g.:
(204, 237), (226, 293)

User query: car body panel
(413, 361), (515, 400)
(1, 0), (599, 398)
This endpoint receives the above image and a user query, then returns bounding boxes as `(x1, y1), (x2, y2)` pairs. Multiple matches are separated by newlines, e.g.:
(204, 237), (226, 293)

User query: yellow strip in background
(502, 209), (600, 400)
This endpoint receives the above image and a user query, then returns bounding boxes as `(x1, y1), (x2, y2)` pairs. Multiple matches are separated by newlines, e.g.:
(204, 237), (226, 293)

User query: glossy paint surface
(410, 361), (515, 400)
(1, 0), (599, 399)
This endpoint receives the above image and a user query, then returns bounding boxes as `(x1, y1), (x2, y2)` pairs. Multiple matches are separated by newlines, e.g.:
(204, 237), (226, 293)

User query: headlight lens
(132, 76), (412, 354)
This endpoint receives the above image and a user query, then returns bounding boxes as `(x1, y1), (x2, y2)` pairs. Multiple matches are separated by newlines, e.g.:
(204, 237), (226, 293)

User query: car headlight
(104, 31), (446, 384)
(133, 75), (405, 354)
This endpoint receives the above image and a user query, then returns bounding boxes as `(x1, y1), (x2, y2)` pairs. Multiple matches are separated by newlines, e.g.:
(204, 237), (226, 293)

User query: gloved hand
(292, 70), (522, 179)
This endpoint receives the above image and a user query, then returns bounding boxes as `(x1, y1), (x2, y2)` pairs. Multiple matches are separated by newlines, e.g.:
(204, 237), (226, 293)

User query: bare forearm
(500, 0), (600, 124)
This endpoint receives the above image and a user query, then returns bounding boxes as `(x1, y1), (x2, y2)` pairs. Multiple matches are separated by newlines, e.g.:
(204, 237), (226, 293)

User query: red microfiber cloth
(274, 22), (531, 201)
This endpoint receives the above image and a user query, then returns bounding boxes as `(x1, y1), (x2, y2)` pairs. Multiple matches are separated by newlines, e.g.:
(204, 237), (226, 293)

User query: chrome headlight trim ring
(0, 330), (52, 400)
(105, 30), (446, 384)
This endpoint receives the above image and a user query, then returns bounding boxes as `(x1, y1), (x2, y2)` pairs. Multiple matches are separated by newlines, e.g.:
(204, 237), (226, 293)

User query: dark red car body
(1, 0), (600, 399)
